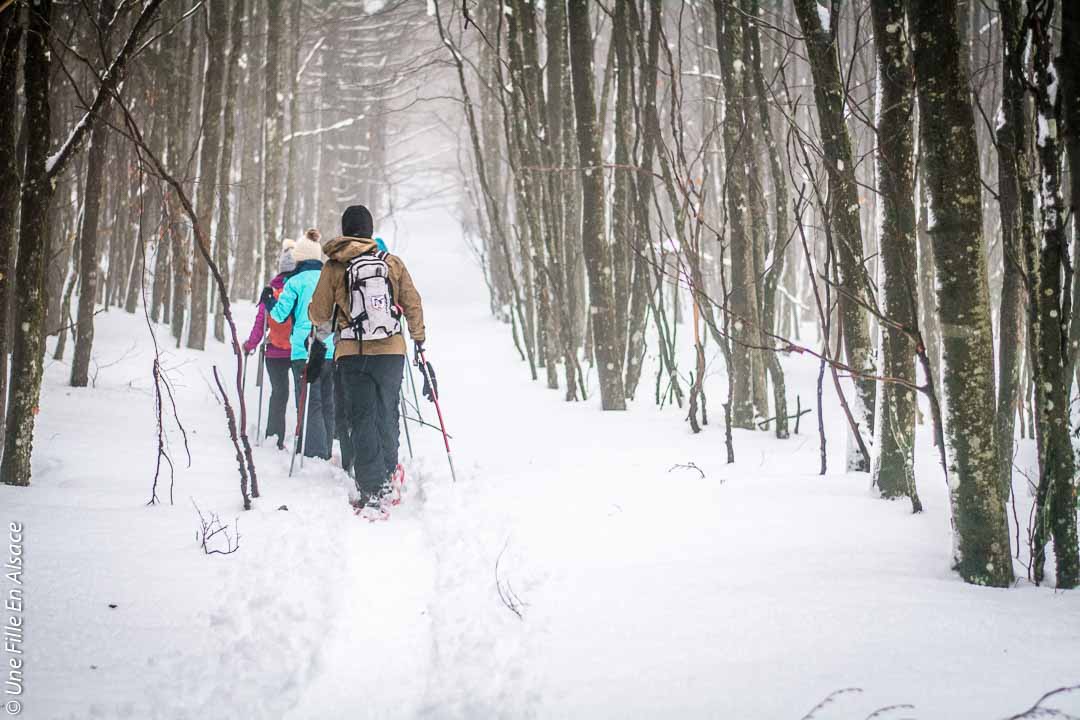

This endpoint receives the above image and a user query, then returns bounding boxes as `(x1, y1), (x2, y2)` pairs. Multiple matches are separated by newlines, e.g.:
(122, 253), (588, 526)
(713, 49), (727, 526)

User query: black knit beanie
(341, 205), (373, 239)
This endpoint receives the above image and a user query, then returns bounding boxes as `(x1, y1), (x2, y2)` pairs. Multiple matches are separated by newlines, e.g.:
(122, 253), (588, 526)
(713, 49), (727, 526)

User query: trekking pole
(418, 349), (456, 483)
(289, 367), (309, 477)
(252, 310), (267, 442)
(403, 321), (424, 423)
(399, 384), (414, 459)
(254, 340), (266, 446)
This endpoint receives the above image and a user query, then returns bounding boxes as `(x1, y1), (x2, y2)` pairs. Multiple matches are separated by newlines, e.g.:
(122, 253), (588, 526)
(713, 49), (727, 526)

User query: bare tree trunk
(214, 0), (244, 343)
(69, 117), (110, 386)
(169, 16), (198, 346)
(188, 0), (227, 350)
(870, 0), (920, 511)
(568, 0), (625, 410)
(1061, 2), (1080, 393)
(746, 0), (789, 439)
(0, 17), (22, 456)
(714, 0), (758, 428)
(994, 0), (1033, 498)
(1029, 0), (1078, 589)
(262, 0), (285, 280)
(624, 0), (663, 403)
(232, 0), (261, 302)
(280, 0), (302, 236)
(915, 158), (941, 401)
(2, 0), (53, 486)
(793, 0), (876, 471)
(910, 0), (1014, 587)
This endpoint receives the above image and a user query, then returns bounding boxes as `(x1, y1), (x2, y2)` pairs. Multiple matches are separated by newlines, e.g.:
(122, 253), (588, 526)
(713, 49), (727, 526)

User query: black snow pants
(264, 356), (292, 447)
(334, 362), (353, 474)
(292, 360), (336, 460)
(336, 354), (404, 495)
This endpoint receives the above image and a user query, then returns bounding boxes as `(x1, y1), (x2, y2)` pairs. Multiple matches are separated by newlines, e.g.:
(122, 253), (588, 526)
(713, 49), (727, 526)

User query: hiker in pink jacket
(243, 240), (297, 449)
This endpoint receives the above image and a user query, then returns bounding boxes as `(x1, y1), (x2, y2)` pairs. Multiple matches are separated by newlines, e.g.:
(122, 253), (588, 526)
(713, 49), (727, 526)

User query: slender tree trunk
(0, 17), (23, 456)
(568, 0), (625, 410)
(793, 0), (877, 470)
(624, 0), (662, 403)
(262, 0), (285, 280)
(170, 17), (197, 346)
(714, 0), (758, 428)
(1029, 0), (1078, 589)
(233, 0), (262, 302)
(1061, 2), (1080, 392)
(910, 0), (1014, 587)
(2, 0), (52, 486)
(870, 0), (921, 510)
(915, 157), (941, 401)
(280, 0), (302, 236)
(994, 0), (1032, 498)
(69, 118), (110, 386)
(214, 0), (244, 343)
(188, 0), (227, 350)
(746, 0), (789, 439)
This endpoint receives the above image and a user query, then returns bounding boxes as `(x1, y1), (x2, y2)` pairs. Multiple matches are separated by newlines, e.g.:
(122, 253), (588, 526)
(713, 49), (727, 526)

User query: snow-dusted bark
(1062, 3), (1080, 392)
(70, 0), (116, 387)
(746, 0), (789, 440)
(567, 0), (625, 411)
(994, 1), (1032, 504)
(2, 0), (52, 486)
(1029, 1), (1078, 589)
(713, 0), (759, 429)
(793, 0), (877, 471)
(869, 0), (920, 510)
(909, 0), (1014, 587)
(0, 17), (22, 455)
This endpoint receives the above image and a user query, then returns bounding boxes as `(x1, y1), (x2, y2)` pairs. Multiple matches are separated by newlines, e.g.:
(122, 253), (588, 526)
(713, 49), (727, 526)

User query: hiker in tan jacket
(307, 205), (426, 516)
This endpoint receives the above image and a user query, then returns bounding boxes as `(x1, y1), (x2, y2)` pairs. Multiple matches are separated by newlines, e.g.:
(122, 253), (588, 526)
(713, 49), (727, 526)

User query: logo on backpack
(340, 251), (401, 341)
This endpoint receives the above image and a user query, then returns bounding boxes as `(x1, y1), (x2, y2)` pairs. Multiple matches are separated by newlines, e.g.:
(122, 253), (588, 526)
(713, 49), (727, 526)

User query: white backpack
(339, 251), (402, 341)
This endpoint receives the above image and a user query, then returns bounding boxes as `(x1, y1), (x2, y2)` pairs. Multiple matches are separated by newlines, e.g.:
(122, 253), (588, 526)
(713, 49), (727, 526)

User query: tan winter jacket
(309, 236), (425, 358)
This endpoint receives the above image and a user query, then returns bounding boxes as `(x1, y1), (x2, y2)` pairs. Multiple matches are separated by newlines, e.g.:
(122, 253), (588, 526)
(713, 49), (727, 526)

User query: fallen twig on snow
(192, 499), (240, 556)
(1002, 685), (1080, 720)
(495, 539), (525, 620)
(668, 462), (706, 480)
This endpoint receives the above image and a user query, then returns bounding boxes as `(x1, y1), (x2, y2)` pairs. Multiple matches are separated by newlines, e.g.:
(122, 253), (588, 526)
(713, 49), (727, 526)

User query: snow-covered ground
(5, 209), (1080, 719)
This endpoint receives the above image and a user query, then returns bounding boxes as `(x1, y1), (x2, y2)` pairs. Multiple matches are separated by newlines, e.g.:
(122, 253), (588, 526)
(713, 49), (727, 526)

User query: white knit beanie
(278, 239), (297, 273)
(292, 236), (322, 264)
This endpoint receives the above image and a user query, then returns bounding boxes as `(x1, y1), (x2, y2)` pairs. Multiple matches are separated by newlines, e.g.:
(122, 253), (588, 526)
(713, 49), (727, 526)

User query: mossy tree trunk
(909, 0), (1014, 587)
(1029, 0), (1078, 589)
(869, 0), (920, 511)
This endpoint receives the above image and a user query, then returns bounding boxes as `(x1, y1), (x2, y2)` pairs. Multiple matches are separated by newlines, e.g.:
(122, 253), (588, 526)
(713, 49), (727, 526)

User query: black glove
(421, 361), (438, 402)
(259, 286), (276, 312)
(413, 341), (425, 367)
(305, 339), (327, 383)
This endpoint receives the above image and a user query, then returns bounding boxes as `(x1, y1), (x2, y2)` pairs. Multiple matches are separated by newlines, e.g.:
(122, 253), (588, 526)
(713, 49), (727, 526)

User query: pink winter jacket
(243, 274), (292, 359)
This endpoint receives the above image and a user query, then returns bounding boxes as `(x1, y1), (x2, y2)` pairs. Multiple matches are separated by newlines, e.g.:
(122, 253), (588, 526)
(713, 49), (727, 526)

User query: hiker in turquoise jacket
(263, 231), (336, 460)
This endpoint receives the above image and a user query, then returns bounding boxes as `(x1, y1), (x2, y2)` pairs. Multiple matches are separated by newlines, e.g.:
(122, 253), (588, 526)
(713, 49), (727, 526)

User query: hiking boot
(357, 493), (390, 522)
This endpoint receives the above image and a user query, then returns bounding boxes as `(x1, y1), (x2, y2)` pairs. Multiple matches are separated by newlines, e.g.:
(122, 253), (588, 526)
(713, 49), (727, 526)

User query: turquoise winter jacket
(270, 261), (335, 361)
